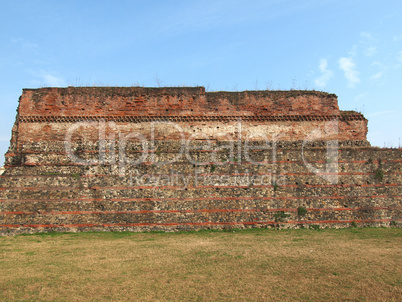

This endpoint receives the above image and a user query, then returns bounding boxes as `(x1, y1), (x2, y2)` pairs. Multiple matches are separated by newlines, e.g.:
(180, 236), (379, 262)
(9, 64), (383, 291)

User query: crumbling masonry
(0, 87), (400, 234)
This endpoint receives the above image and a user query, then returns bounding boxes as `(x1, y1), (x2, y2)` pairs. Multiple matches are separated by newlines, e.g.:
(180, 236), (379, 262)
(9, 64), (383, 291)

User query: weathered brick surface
(13, 119), (367, 143)
(10, 87), (367, 147)
(0, 87), (400, 235)
(19, 87), (339, 116)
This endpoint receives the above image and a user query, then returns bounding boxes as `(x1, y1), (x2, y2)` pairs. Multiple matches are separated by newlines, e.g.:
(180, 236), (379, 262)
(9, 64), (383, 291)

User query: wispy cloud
(314, 59), (333, 88)
(364, 46), (377, 57)
(354, 93), (368, 103)
(11, 38), (39, 51)
(393, 34), (402, 41)
(41, 72), (65, 86)
(393, 51), (402, 70)
(370, 72), (384, 80)
(348, 32), (377, 58)
(338, 57), (360, 87)
(360, 32), (377, 57)
(366, 110), (396, 118)
(29, 70), (66, 87)
(370, 61), (387, 82)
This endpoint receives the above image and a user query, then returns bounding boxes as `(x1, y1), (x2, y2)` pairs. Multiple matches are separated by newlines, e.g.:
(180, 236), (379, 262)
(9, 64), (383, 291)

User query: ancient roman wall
(0, 87), (400, 235)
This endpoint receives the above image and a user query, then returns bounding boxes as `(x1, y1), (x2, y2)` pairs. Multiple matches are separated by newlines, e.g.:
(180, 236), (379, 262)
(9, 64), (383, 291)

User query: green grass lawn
(1, 228), (401, 301)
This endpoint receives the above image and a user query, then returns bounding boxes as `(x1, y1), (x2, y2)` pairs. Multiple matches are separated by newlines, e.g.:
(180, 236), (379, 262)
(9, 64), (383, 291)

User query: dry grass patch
(0, 228), (401, 301)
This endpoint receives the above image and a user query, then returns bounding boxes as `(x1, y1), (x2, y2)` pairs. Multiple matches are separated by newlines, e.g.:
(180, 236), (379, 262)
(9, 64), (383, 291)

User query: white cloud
(370, 72), (384, 80)
(393, 51), (402, 70)
(360, 32), (377, 57)
(364, 46), (377, 57)
(11, 38), (39, 50)
(28, 70), (66, 87)
(354, 93), (368, 103)
(370, 61), (388, 82)
(366, 110), (396, 118)
(314, 59), (333, 88)
(40, 72), (65, 87)
(338, 57), (360, 87)
(393, 34), (402, 42)
(360, 32), (372, 39)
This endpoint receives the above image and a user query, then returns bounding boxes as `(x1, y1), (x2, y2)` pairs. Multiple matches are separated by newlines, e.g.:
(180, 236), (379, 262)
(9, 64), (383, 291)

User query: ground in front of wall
(0, 227), (401, 301)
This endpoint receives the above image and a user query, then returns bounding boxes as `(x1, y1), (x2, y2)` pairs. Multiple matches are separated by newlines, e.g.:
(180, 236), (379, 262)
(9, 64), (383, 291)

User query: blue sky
(0, 0), (401, 164)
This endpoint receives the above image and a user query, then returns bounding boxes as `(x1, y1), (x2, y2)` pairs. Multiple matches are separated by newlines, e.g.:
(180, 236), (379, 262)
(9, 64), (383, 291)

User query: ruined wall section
(0, 141), (401, 235)
(1, 87), (396, 235)
(18, 87), (340, 117)
(12, 118), (365, 143)
(8, 87), (368, 154)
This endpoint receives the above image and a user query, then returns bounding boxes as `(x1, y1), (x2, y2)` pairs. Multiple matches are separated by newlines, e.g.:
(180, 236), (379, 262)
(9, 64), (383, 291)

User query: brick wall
(10, 87), (367, 149)
(18, 87), (340, 117)
(0, 87), (399, 235)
